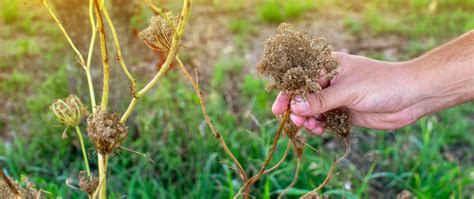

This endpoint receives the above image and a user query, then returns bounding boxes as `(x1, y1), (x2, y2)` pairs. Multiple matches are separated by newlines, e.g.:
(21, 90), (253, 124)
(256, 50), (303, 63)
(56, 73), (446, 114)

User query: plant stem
(176, 56), (248, 184)
(43, 0), (86, 68)
(278, 157), (301, 199)
(98, 153), (108, 199)
(93, 0), (110, 111)
(85, 68), (97, 110)
(86, 0), (97, 110)
(120, 97), (138, 123)
(74, 126), (91, 177)
(137, 0), (192, 96)
(101, 5), (137, 93)
(44, 0), (97, 110)
(235, 109), (291, 199)
(120, 0), (192, 123)
(301, 136), (351, 198)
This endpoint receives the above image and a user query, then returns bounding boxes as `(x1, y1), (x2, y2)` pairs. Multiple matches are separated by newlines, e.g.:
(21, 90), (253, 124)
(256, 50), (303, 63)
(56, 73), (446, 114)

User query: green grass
(1, 0), (473, 198)
(257, 0), (317, 23)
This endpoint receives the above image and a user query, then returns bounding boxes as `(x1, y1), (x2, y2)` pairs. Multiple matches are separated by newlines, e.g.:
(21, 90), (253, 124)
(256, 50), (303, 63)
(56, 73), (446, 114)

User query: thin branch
(75, 126), (91, 177)
(301, 136), (351, 197)
(278, 157), (301, 199)
(93, 0), (110, 110)
(137, 0), (192, 96)
(44, 0), (97, 109)
(85, 0), (97, 109)
(263, 140), (291, 175)
(43, 0), (86, 68)
(120, 0), (192, 123)
(101, 3), (137, 94)
(235, 110), (291, 199)
(176, 56), (248, 184)
(144, 0), (177, 32)
(118, 146), (155, 163)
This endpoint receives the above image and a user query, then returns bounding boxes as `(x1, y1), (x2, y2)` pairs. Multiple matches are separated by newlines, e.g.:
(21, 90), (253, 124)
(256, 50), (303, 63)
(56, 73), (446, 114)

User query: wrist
(403, 54), (474, 116)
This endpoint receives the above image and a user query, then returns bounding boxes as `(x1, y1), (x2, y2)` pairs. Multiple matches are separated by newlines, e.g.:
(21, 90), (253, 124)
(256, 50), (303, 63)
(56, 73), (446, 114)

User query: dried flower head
(138, 12), (178, 51)
(324, 109), (352, 137)
(87, 107), (128, 154)
(51, 95), (87, 127)
(78, 171), (99, 196)
(0, 176), (40, 198)
(257, 23), (339, 97)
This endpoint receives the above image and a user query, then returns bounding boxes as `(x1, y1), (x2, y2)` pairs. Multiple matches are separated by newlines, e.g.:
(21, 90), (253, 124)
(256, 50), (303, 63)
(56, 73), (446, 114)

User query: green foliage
(211, 56), (245, 88)
(228, 18), (255, 36)
(0, 71), (32, 94)
(257, 0), (316, 23)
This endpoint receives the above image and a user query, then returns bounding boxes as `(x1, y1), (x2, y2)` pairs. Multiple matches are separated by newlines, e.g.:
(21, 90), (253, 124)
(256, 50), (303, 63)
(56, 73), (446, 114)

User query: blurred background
(0, 0), (473, 198)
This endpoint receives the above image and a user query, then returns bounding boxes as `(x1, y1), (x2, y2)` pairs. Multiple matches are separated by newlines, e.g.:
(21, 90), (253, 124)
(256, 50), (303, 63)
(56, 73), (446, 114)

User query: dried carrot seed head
(138, 12), (178, 51)
(50, 95), (87, 127)
(87, 107), (128, 154)
(0, 176), (40, 198)
(324, 109), (352, 137)
(79, 171), (99, 196)
(257, 23), (339, 97)
(258, 23), (352, 136)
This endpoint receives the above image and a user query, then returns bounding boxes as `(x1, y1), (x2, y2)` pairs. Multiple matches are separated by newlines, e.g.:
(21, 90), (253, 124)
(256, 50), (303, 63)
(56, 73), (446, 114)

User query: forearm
(407, 30), (474, 115)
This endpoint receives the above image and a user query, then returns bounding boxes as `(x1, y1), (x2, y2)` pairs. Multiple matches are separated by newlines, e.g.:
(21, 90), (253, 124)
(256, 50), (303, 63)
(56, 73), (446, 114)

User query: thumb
(290, 86), (349, 116)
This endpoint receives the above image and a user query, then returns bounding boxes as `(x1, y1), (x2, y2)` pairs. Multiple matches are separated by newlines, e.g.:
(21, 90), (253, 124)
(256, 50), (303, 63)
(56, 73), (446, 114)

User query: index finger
(272, 92), (290, 115)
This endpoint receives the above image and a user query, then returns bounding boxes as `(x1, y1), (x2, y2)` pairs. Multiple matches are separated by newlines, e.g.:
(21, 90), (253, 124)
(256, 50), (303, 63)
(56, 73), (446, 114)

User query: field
(0, 0), (473, 198)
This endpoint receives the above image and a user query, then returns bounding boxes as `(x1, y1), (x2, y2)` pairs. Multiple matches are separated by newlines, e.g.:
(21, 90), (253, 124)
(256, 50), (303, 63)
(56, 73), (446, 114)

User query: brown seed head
(257, 23), (339, 97)
(78, 171), (99, 196)
(284, 118), (299, 139)
(50, 95), (87, 127)
(87, 107), (128, 154)
(324, 109), (352, 137)
(0, 176), (40, 198)
(138, 12), (178, 51)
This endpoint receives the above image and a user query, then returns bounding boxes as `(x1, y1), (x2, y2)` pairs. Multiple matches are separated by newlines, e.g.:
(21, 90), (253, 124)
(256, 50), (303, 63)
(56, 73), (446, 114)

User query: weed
(253, 23), (352, 198)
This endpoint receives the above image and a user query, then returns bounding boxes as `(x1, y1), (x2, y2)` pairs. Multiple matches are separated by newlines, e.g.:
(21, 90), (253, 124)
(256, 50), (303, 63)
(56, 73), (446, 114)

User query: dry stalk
(234, 109), (291, 199)
(43, 0), (97, 109)
(301, 136), (351, 198)
(277, 157), (301, 199)
(93, 0), (110, 111)
(175, 57), (248, 185)
(120, 0), (192, 123)
(92, 1), (111, 197)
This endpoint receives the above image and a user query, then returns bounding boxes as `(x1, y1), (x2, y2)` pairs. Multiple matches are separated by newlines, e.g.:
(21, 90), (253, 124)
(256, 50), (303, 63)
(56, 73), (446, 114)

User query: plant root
(278, 157), (301, 199)
(235, 109), (291, 199)
(176, 57), (249, 190)
(301, 136), (351, 198)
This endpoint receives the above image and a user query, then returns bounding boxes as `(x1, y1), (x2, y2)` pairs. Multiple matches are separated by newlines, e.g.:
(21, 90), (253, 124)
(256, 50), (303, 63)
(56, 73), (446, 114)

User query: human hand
(272, 52), (425, 135)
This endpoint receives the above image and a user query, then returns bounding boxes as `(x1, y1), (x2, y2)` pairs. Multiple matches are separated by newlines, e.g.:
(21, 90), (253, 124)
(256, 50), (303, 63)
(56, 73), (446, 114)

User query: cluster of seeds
(138, 12), (178, 51)
(0, 176), (40, 198)
(258, 23), (352, 137)
(324, 109), (351, 137)
(87, 107), (128, 154)
(257, 23), (339, 97)
(78, 171), (99, 196)
(256, 23), (353, 197)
